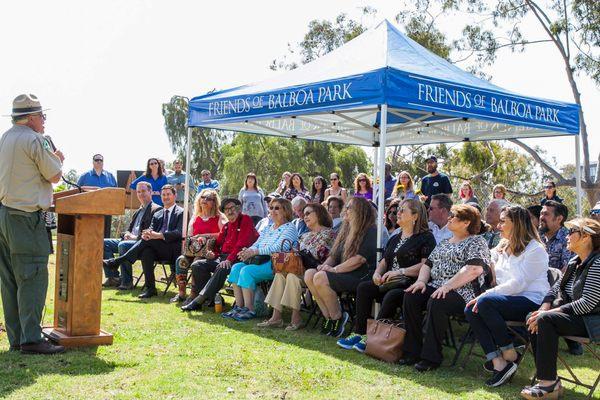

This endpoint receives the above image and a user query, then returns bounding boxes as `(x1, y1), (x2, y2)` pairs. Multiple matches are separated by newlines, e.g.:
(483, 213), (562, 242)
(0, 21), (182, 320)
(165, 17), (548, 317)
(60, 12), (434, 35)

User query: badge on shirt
(433, 182), (439, 187)
(42, 139), (51, 151)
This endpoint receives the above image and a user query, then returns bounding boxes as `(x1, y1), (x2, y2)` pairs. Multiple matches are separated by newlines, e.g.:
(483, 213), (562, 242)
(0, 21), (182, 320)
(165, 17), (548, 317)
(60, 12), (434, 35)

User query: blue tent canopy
(188, 20), (580, 146)
(184, 19), (583, 245)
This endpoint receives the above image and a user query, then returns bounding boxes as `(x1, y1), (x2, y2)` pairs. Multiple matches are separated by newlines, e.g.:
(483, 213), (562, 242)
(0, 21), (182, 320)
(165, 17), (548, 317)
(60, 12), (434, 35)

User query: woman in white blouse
(465, 205), (549, 388)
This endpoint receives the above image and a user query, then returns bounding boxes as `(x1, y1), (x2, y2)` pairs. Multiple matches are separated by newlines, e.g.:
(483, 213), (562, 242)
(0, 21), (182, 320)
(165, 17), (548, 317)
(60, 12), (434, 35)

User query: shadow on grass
(182, 304), (591, 400)
(0, 347), (121, 398)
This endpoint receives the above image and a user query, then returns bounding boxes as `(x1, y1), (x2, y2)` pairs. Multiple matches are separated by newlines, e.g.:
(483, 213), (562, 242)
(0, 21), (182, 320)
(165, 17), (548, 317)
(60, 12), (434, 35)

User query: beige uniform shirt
(0, 124), (62, 212)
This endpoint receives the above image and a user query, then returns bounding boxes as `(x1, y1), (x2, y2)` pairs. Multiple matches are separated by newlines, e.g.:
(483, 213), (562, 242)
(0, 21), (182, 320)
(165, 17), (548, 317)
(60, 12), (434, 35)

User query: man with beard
(539, 200), (583, 355)
(419, 155), (452, 207)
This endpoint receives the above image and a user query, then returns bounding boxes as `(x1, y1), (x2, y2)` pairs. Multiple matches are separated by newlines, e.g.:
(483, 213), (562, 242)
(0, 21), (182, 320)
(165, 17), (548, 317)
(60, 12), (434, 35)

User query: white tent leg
(575, 134), (582, 217)
(377, 105), (388, 252)
(373, 146), (379, 195)
(182, 127), (193, 238)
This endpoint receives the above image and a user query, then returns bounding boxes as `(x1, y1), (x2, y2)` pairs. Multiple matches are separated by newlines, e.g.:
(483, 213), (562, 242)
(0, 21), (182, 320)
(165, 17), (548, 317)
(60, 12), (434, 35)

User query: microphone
(44, 134), (81, 193)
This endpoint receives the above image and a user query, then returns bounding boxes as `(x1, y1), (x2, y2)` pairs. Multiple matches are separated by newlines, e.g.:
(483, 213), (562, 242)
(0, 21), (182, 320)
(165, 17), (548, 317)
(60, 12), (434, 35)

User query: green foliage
(219, 135), (370, 195)
(54, 169), (79, 192)
(161, 96), (230, 181)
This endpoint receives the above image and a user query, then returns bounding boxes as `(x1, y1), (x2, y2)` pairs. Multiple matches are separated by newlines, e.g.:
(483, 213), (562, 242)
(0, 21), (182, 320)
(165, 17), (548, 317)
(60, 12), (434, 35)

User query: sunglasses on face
(448, 211), (456, 219)
(94, 159), (103, 162)
(303, 210), (314, 217)
(330, 178), (338, 181)
(544, 186), (555, 189)
(269, 206), (281, 211)
(358, 179), (367, 183)
(149, 162), (158, 166)
(388, 208), (398, 215)
(200, 195), (215, 201)
(224, 206), (237, 212)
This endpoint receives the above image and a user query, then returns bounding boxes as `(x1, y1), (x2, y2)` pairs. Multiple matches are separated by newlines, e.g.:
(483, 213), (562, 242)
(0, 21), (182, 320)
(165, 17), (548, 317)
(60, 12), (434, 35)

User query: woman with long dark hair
(311, 176), (328, 204)
(464, 205), (549, 387)
(304, 197), (377, 338)
(130, 157), (168, 206)
(283, 173), (311, 201)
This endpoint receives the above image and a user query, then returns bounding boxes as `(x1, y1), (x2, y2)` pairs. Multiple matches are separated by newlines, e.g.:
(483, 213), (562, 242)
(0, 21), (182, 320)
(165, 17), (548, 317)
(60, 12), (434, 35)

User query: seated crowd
(98, 155), (600, 399)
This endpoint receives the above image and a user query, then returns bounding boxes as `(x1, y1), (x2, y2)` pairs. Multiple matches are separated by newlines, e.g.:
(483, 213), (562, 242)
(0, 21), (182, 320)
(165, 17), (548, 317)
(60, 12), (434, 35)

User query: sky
(1, 0), (598, 178)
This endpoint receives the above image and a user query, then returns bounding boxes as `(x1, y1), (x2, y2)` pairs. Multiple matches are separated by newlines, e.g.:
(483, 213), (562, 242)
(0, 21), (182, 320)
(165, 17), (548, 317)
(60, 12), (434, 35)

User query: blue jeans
(464, 294), (539, 361)
(103, 239), (135, 285)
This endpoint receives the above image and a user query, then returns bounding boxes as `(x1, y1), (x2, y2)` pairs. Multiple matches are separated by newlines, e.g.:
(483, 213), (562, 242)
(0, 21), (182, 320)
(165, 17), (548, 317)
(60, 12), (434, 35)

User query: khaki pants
(264, 272), (303, 311)
(0, 206), (50, 346)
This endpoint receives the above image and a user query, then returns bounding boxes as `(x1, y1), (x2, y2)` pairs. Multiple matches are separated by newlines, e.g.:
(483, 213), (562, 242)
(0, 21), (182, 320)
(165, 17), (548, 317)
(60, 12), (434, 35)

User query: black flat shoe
(170, 294), (186, 303)
(414, 360), (440, 372)
(181, 300), (202, 312)
(398, 357), (419, 366)
(486, 362), (517, 387)
(138, 289), (157, 299)
(21, 340), (66, 355)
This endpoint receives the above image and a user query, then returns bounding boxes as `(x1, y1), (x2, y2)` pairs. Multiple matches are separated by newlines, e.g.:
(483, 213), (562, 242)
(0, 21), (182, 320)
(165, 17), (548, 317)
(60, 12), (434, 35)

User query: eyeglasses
(149, 162), (158, 166)
(93, 159), (103, 162)
(591, 209), (600, 215)
(32, 113), (46, 121)
(269, 206), (281, 211)
(448, 211), (456, 219)
(330, 178), (338, 181)
(224, 206), (237, 212)
(568, 225), (596, 236)
(200, 195), (215, 201)
(388, 208), (398, 215)
(303, 210), (314, 217)
(358, 179), (367, 182)
(544, 185), (555, 189)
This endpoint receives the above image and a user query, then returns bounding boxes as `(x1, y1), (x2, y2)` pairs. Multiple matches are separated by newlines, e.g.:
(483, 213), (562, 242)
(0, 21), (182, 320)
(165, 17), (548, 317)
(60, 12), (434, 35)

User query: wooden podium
(43, 187), (126, 347)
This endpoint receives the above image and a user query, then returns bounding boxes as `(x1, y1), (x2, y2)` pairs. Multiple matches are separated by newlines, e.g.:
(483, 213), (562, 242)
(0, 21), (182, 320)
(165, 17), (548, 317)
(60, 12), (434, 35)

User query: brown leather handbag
(271, 239), (305, 277)
(365, 319), (406, 363)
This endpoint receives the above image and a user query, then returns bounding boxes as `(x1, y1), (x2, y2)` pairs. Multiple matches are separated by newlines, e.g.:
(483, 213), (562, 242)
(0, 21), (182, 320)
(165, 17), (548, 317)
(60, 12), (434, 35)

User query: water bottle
(214, 293), (223, 313)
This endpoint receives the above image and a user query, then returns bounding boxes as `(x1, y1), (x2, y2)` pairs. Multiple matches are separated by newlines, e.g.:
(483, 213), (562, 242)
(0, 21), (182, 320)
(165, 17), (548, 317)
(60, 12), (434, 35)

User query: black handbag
(244, 255), (271, 265)
(378, 275), (414, 293)
(299, 249), (320, 269)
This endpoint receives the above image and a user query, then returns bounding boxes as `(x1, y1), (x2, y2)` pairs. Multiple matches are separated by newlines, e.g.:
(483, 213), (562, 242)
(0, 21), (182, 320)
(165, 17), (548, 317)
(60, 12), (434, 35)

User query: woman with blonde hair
(353, 173), (373, 201)
(465, 205), (549, 387)
(305, 197), (377, 338)
(172, 189), (227, 303)
(391, 171), (417, 200)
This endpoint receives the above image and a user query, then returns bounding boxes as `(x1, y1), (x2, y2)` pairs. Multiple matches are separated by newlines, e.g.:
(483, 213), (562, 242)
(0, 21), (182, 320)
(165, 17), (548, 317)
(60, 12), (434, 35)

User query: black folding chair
(133, 260), (176, 296)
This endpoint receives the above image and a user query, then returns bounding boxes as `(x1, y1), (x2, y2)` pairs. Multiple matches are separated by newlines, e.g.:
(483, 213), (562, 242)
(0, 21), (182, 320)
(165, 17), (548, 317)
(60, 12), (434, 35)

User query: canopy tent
(184, 19), (582, 247)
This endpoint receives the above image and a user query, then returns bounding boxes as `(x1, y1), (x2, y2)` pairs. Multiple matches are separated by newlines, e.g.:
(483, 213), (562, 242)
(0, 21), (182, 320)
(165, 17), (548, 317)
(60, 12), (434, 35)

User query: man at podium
(0, 94), (66, 354)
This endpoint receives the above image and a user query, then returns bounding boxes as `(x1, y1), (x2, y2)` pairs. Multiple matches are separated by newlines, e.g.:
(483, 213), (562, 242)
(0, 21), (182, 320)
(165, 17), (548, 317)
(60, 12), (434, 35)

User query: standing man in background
(420, 155), (453, 206)
(77, 154), (117, 238)
(0, 94), (65, 354)
(197, 170), (220, 192)
(167, 159), (194, 207)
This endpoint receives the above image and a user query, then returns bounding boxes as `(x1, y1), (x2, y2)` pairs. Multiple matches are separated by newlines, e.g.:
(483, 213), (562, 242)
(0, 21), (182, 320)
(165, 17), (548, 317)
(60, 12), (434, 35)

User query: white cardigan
(483, 240), (550, 304)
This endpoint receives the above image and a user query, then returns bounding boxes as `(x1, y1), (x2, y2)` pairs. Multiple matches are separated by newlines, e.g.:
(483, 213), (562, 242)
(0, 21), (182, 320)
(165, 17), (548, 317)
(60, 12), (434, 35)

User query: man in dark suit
(102, 181), (161, 290)
(103, 184), (183, 298)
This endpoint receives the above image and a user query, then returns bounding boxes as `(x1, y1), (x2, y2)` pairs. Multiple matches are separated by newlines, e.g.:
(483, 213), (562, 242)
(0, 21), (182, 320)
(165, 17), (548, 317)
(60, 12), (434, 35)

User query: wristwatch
(399, 268), (406, 276)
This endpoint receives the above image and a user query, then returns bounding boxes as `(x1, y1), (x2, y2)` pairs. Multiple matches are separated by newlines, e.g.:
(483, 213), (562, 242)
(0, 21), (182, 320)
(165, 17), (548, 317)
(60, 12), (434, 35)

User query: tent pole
(373, 147), (379, 193)
(575, 134), (582, 216)
(377, 105), (388, 253)
(182, 126), (193, 239)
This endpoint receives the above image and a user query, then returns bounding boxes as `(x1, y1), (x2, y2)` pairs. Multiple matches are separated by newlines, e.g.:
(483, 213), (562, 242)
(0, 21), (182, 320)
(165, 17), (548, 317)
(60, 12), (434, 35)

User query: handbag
(378, 275), (414, 293)
(271, 239), (305, 277)
(243, 255), (271, 265)
(299, 249), (320, 269)
(365, 319), (406, 363)
(184, 235), (216, 258)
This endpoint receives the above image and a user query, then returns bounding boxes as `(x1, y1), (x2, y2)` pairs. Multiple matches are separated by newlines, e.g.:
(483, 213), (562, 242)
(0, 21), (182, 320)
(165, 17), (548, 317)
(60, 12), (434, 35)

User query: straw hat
(5, 94), (49, 117)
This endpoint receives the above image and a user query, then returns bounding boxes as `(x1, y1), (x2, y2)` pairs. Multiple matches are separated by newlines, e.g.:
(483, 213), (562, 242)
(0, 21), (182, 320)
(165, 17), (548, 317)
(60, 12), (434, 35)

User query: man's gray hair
(488, 199), (510, 209)
(291, 196), (307, 209)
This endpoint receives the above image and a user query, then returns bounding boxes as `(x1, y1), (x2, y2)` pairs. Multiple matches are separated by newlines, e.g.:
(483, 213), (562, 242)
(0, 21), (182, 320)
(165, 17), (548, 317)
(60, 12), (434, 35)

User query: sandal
(520, 380), (563, 399)
(257, 319), (283, 328)
(285, 322), (303, 331)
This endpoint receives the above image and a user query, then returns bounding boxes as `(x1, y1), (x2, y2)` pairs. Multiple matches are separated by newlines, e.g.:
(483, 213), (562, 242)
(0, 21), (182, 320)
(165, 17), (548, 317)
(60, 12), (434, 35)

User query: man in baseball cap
(419, 154), (453, 206)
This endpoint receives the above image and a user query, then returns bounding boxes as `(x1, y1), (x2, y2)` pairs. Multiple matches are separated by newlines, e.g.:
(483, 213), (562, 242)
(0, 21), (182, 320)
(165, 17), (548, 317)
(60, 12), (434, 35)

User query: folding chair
(133, 260), (176, 296)
(528, 336), (600, 399)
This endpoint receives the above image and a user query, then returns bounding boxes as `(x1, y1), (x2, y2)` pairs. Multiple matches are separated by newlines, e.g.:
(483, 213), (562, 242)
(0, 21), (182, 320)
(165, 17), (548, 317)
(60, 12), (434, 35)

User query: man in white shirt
(428, 194), (453, 243)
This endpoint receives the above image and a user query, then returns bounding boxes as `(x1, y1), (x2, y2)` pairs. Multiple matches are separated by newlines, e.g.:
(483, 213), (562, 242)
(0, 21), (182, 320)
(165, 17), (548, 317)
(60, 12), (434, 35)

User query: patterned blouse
(299, 228), (336, 263)
(283, 188), (311, 201)
(425, 235), (491, 302)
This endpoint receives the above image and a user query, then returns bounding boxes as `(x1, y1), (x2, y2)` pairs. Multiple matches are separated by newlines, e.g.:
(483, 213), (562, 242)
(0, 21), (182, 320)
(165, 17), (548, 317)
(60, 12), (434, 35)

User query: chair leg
(450, 326), (472, 367)
(162, 263), (175, 296)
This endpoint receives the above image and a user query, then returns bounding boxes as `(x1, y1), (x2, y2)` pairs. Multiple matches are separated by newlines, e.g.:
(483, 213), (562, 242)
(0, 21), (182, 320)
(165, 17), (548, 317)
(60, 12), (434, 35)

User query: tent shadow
(0, 347), (119, 398)
(184, 307), (588, 399)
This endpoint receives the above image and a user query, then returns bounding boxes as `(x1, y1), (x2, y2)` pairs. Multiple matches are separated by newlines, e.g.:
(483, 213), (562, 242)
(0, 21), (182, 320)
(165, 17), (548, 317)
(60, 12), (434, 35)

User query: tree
(399, 0), (600, 205)
(161, 96), (229, 181)
(219, 135), (370, 195)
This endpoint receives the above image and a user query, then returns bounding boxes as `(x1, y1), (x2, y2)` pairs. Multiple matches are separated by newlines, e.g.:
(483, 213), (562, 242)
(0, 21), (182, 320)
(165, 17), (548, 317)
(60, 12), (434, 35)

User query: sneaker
(320, 319), (333, 335)
(484, 350), (524, 373)
(337, 334), (362, 350)
(352, 338), (366, 353)
(485, 362), (517, 387)
(222, 306), (244, 319)
(233, 309), (257, 321)
(329, 311), (349, 338)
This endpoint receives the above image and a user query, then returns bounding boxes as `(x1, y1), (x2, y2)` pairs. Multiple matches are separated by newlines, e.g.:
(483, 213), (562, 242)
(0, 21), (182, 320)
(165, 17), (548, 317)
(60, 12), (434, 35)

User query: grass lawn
(0, 255), (598, 399)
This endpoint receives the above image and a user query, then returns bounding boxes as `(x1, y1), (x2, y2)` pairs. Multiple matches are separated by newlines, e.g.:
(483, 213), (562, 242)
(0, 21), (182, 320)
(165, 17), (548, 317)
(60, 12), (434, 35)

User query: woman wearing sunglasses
(540, 180), (563, 206)
(130, 157), (168, 206)
(324, 173), (348, 202)
(223, 198), (298, 321)
(352, 173), (373, 201)
(522, 218), (600, 399)
(258, 203), (336, 331)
